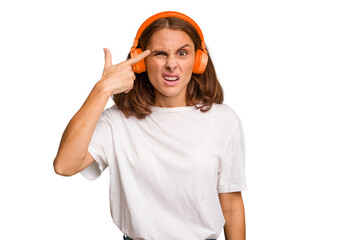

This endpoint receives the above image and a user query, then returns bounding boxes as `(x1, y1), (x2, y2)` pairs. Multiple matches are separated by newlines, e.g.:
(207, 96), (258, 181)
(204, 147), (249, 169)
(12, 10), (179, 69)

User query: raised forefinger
(126, 50), (151, 66)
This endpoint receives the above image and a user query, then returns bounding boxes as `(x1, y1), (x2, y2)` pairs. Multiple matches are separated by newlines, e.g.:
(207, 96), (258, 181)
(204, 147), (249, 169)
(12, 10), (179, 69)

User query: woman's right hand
(99, 48), (151, 95)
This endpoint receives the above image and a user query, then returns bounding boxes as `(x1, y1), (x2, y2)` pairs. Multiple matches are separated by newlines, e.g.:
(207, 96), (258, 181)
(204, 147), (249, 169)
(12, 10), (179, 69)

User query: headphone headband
(132, 11), (207, 53)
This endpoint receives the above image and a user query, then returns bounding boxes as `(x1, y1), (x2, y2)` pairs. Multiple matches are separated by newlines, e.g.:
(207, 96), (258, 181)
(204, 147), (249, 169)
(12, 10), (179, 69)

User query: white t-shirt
(81, 103), (247, 240)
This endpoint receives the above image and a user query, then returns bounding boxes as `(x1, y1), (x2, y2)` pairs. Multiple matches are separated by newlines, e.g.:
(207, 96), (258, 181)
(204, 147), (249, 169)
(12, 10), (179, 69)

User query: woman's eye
(154, 51), (187, 56)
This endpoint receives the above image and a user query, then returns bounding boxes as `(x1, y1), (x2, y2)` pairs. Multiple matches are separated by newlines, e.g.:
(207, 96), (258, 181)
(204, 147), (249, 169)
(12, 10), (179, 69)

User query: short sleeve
(80, 111), (113, 181)
(217, 120), (247, 193)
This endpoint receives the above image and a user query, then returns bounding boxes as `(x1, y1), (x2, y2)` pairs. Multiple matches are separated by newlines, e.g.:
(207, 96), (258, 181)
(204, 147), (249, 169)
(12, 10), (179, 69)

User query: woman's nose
(165, 55), (177, 71)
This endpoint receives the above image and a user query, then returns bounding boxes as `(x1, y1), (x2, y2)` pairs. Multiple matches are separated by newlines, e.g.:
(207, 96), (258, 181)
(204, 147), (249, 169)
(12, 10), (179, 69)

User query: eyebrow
(152, 44), (191, 53)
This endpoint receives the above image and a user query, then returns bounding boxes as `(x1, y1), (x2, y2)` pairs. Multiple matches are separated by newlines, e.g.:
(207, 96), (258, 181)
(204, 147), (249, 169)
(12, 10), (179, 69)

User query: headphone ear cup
(193, 49), (208, 74)
(130, 48), (146, 73)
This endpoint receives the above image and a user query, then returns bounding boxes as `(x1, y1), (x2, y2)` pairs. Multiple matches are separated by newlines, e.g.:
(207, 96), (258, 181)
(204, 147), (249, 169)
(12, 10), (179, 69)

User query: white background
(1, 0), (359, 239)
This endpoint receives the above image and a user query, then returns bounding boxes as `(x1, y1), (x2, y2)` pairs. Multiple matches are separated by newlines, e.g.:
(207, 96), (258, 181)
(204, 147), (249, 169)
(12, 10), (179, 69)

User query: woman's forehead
(147, 29), (195, 49)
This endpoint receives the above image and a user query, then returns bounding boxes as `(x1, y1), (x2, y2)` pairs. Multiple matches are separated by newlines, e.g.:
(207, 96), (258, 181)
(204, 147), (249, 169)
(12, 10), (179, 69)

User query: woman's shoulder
(212, 103), (243, 129)
(212, 103), (240, 118)
(100, 104), (122, 122)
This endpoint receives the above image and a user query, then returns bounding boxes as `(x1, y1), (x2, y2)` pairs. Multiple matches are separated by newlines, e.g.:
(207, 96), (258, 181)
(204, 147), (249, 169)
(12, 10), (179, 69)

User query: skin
(145, 28), (196, 108)
(219, 192), (246, 239)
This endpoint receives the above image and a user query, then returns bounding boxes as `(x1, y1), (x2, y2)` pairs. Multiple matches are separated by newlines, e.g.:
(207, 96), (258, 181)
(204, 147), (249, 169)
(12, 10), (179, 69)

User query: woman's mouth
(164, 76), (178, 81)
(163, 74), (179, 86)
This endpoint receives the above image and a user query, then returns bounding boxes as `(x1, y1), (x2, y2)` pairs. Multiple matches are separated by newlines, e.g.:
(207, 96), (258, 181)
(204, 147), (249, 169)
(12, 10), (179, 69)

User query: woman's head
(145, 28), (196, 108)
(113, 15), (224, 119)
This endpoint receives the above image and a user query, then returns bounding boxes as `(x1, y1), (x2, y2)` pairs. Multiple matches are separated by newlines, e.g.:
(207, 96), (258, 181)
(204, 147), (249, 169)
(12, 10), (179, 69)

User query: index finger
(126, 50), (151, 66)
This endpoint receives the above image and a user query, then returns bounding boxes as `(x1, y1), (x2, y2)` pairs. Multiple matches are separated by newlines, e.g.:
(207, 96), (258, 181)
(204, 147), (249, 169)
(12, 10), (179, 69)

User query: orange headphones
(130, 11), (209, 74)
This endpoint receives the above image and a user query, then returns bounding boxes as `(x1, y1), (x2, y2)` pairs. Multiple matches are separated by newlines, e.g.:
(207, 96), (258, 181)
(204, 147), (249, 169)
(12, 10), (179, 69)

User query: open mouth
(163, 76), (178, 81)
(163, 74), (179, 86)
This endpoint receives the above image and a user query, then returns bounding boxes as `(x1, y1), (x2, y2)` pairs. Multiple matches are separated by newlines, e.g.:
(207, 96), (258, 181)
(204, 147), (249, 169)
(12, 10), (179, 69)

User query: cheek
(146, 59), (163, 74)
(184, 59), (195, 72)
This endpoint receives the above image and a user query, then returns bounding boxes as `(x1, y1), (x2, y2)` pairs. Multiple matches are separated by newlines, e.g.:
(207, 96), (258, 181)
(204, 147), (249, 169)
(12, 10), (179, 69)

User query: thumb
(103, 48), (112, 68)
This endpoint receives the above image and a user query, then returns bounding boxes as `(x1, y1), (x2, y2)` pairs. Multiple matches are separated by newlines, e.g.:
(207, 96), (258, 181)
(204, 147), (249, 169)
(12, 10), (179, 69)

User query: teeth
(164, 76), (178, 81)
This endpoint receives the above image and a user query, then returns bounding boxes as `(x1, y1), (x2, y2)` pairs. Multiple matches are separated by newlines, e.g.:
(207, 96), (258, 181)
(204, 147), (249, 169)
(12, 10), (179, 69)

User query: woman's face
(145, 28), (196, 107)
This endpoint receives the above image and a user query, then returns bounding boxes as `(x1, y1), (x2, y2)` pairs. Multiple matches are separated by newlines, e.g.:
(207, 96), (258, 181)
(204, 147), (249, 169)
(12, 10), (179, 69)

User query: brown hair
(112, 17), (224, 119)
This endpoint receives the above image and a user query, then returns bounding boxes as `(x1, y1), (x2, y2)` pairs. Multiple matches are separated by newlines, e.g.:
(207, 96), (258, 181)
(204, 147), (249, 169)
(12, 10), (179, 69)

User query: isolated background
(1, 0), (359, 239)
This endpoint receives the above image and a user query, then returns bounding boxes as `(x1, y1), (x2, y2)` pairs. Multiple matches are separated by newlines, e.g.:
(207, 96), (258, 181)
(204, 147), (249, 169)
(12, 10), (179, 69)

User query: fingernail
(104, 48), (106, 53)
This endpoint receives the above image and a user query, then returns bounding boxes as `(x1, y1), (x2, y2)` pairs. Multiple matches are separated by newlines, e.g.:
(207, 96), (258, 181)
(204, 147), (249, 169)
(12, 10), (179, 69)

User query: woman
(53, 11), (246, 240)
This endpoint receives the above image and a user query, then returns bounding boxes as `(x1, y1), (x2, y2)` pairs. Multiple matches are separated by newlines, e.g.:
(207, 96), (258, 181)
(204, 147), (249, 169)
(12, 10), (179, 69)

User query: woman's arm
(219, 191), (246, 240)
(53, 48), (151, 176)
(53, 81), (111, 176)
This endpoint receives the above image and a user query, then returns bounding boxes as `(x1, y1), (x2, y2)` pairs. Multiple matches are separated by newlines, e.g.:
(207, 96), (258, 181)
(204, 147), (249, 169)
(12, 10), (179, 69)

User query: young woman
(53, 11), (247, 240)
